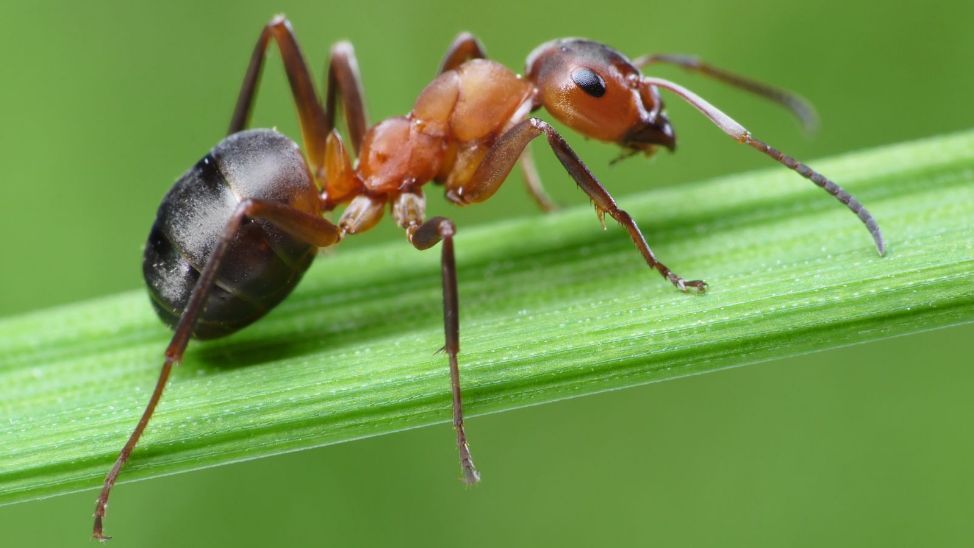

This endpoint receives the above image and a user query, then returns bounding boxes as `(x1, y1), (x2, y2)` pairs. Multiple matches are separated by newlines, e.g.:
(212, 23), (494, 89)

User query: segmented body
(143, 130), (320, 339)
(143, 60), (535, 339)
(97, 20), (886, 541)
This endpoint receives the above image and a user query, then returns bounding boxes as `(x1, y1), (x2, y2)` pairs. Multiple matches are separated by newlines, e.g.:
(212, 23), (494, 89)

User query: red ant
(92, 16), (885, 540)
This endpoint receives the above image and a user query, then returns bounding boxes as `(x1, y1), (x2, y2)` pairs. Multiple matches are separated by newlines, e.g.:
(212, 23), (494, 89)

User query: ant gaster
(92, 16), (885, 540)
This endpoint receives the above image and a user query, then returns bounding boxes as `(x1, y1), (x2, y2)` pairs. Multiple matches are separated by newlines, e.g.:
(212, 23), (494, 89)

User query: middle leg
(393, 191), (480, 485)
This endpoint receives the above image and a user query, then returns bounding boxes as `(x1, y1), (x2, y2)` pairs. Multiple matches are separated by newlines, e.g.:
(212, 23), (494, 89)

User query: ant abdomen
(143, 129), (318, 339)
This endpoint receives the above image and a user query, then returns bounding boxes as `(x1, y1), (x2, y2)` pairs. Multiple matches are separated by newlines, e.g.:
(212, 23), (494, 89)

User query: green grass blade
(1, 130), (972, 506)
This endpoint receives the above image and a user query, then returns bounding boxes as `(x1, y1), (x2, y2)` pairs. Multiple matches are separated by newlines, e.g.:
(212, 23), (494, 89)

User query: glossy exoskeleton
(93, 16), (885, 540)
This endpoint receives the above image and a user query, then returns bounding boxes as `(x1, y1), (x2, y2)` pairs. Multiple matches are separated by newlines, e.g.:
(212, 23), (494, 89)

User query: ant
(92, 15), (885, 540)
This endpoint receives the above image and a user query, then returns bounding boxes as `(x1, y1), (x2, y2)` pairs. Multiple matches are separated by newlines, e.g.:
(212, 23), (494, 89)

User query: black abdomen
(143, 129), (320, 340)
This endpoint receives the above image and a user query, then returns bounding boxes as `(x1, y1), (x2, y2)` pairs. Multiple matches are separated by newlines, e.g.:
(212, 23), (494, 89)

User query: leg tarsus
(91, 358), (170, 541)
(671, 275), (708, 293)
(449, 349), (480, 485)
(608, 207), (707, 293)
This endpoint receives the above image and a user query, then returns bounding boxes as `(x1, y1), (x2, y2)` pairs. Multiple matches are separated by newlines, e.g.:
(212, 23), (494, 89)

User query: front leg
(452, 118), (706, 292)
(394, 191), (480, 485)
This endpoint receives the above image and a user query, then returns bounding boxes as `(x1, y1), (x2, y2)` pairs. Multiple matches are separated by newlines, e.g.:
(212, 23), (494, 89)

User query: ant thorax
(361, 60), (534, 201)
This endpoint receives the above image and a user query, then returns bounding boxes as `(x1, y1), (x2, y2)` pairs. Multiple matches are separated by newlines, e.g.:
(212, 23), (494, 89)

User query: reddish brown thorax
(322, 58), (536, 232)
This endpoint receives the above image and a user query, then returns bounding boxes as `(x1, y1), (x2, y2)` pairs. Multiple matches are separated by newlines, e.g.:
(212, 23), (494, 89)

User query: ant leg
(393, 192), (480, 484)
(436, 34), (558, 211)
(228, 16), (327, 167)
(92, 200), (340, 541)
(324, 41), (369, 154)
(227, 17), (371, 167)
(633, 53), (818, 133)
(642, 76), (885, 255)
(518, 145), (559, 212)
(438, 32), (487, 73)
(451, 118), (705, 292)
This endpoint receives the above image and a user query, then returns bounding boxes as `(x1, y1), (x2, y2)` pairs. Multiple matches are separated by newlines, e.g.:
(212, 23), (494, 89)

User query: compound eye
(570, 67), (606, 97)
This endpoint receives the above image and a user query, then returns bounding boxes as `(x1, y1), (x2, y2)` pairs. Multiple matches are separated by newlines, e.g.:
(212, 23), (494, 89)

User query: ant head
(526, 38), (675, 153)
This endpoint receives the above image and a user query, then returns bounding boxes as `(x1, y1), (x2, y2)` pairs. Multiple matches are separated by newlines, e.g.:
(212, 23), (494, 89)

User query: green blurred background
(1, 0), (972, 546)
